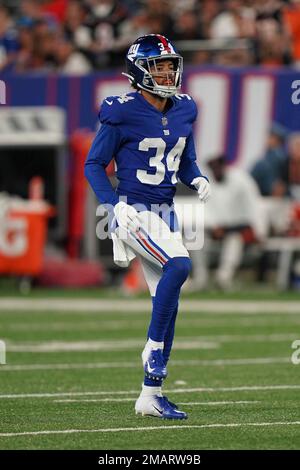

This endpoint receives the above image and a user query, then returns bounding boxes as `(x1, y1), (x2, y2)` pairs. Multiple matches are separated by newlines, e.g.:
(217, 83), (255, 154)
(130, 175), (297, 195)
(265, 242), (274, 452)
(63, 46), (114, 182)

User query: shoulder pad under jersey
(98, 93), (136, 125)
(174, 93), (198, 123)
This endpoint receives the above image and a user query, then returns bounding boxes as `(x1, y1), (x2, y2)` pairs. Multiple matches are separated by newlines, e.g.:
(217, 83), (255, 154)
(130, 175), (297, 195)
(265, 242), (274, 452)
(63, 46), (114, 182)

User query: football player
(85, 34), (210, 419)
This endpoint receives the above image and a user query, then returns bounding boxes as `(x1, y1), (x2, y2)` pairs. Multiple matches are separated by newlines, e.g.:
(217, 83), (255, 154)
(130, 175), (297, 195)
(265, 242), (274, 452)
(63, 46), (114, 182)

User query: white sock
(140, 384), (162, 398)
(145, 338), (164, 351)
(142, 338), (164, 364)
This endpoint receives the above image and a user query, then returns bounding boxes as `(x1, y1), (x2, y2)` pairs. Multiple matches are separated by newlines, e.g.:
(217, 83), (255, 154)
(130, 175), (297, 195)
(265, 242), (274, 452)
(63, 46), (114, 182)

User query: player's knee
(164, 256), (192, 285)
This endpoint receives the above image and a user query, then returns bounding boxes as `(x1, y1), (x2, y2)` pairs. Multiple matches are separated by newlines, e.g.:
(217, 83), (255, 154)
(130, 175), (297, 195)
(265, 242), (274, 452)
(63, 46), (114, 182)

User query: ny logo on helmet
(128, 44), (140, 62)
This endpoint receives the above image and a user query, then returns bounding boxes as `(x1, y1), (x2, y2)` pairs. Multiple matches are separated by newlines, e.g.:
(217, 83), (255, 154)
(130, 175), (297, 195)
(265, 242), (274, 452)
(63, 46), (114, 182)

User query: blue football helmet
(123, 34), (183, 98)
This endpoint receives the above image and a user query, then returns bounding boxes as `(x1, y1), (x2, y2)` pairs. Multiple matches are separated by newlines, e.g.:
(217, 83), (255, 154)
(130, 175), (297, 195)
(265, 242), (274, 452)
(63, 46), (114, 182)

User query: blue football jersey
(85, 91), (203, 208)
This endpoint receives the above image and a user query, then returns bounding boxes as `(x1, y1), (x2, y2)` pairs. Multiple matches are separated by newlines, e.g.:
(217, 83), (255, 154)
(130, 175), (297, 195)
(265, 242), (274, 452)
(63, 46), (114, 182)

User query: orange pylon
(122, 258), (148, 294)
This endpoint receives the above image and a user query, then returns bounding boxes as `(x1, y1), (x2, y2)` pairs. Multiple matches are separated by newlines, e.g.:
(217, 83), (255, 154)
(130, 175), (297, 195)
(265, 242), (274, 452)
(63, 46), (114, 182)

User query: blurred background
(0, 0), (300, 294)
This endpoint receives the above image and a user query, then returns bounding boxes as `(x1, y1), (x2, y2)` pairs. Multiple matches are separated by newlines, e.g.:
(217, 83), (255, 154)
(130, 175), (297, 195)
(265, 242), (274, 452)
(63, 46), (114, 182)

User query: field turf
(0, 292), (300, 450)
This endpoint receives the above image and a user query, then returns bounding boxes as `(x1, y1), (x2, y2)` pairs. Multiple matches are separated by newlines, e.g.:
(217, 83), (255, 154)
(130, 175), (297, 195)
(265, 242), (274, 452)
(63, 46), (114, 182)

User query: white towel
(111, 231), (136, 268)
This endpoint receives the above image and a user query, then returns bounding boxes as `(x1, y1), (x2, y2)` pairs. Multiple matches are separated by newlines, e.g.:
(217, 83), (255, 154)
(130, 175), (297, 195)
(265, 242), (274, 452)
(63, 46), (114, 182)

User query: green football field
(0, 291), (300, 450)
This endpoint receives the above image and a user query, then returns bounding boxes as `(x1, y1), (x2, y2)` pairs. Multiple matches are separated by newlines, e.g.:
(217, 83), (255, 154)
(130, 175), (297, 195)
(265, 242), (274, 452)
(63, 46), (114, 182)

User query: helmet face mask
(123, 35), (183, 98)
(136, 55), (183, 98)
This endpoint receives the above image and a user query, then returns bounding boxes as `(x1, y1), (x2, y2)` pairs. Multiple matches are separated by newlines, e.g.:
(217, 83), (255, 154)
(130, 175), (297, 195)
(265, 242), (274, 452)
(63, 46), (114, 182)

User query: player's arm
(84, 98), (141, 232)
(84, 123), (121, 206)
(178, 133), (211, 202)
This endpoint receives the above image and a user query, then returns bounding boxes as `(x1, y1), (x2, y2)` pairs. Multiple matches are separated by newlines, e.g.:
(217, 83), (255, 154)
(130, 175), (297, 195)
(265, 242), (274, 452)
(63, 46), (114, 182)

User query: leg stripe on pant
(140, 228), (171, 262)
(131, 229), (170, 266)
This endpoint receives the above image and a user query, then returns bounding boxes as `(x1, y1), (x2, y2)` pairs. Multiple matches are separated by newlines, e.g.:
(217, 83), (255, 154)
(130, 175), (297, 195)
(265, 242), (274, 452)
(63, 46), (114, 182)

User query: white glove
(114, 201), (141, 232)
(191, 177), (211, 203)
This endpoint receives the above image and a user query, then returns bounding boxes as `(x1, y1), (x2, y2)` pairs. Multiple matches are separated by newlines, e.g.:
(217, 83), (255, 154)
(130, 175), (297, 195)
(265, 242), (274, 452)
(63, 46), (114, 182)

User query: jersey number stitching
(136, 137), (186, 185)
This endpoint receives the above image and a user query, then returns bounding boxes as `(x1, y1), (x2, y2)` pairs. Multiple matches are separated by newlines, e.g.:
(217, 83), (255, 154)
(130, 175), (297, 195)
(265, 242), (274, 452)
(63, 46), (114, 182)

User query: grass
(1, 282), (300, 301)
(0, 292), (300, 449)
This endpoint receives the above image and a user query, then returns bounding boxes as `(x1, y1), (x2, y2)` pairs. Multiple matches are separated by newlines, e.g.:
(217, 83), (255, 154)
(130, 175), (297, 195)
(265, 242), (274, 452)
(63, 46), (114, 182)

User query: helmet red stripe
(156, 34), (171, 53)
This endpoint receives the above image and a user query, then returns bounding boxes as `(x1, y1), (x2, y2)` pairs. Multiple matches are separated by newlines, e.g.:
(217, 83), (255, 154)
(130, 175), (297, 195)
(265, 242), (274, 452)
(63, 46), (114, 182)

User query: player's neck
(140, 90), (168, 113)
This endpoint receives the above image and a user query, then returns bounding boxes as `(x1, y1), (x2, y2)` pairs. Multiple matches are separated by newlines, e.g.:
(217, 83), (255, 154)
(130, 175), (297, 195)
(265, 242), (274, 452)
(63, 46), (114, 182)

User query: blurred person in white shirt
(192, 154), (262, 290)
(210, 0), (256, 40)
(55, 36), (92, 75)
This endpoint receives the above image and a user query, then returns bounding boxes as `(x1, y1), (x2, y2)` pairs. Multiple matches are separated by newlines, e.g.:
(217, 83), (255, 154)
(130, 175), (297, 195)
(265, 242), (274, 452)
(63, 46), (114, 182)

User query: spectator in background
(63, 0), (93, 59)
(284, 133), (300, 236)
(84, 0), (128, 68)
(146, 14), (172, 38)
(144, 0), (171, 22)
(41, 0), (68, 23)
(210, 0), (256, 40)
(12, 18), (34, 72)
(251, 122), (288, 197)
(32, 19), (57, 71)
(286, 132), (300, 200)
(117, 9), (151, 51)
(191, 154), (261, 290)
(173, 8), (204, 63)
(254, 0), (292, 65)
(171, 0), (197, 16)
(13, 17), (58, 73)
(257, 27), (290, 66)
(283, 0), (300, 67)
(0, 4), (19, 71)
(143, 0), (173, 38)
(19, 0), (43, 22)
(0, 0), (299, 72)
(115, 3), (173, 66)
(19, 0), (57, 27)
(55, 35), (92, 74)
(197, 0), (220, 40)
(173, 9), (204, 41)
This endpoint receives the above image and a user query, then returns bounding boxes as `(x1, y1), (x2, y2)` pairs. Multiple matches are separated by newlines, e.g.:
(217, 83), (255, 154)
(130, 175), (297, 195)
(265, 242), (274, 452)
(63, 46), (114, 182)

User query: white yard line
(6, 318), (300, 331)
(0, 384), (300, 399)
(0, 357), (291, 372)
(53, 398), (260, 405)
(3, 332), (298, 353)
(197, 333), (299, 343)
(4, 339), (219, 352)
(2, 328), (300, 347)
(1, 421), (300, 437)
(0, 298), (300, 314)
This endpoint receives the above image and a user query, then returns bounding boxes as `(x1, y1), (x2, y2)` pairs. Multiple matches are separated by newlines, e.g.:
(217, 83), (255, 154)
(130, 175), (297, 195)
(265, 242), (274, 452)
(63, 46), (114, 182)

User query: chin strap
(121, 72), (135, 85)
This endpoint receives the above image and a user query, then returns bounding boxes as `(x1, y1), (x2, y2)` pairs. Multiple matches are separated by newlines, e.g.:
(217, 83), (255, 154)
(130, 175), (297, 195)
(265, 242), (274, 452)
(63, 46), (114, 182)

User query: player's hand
(191, 177), (211, 203)
(114, 201), (141, 232)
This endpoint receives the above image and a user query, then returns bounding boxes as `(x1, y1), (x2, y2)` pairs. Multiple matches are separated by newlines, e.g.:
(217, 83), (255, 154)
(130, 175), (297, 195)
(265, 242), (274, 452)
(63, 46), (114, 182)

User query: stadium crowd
(0, 0), (300, 74)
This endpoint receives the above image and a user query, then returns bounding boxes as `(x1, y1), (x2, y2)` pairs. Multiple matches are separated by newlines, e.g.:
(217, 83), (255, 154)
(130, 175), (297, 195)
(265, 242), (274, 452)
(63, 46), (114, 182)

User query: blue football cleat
(135, 395), (187, 420)
(144, 349), (167, 380)
(163, 395), (178, 410)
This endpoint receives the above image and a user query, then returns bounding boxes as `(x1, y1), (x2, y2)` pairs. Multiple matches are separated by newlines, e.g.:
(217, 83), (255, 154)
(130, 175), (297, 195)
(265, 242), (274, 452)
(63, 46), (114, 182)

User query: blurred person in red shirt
(283, 0), (300, 66)
(41, 0), (68, 23)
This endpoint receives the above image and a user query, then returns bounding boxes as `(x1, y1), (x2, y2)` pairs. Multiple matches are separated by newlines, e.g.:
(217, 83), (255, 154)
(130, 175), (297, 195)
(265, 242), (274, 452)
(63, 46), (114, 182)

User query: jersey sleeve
(175, 94), (198, 123)
(98, 96), (123, 125)
(177, 133), (207, 189)
(189, 96), (198, 124)
(84, 122), (122, 206)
